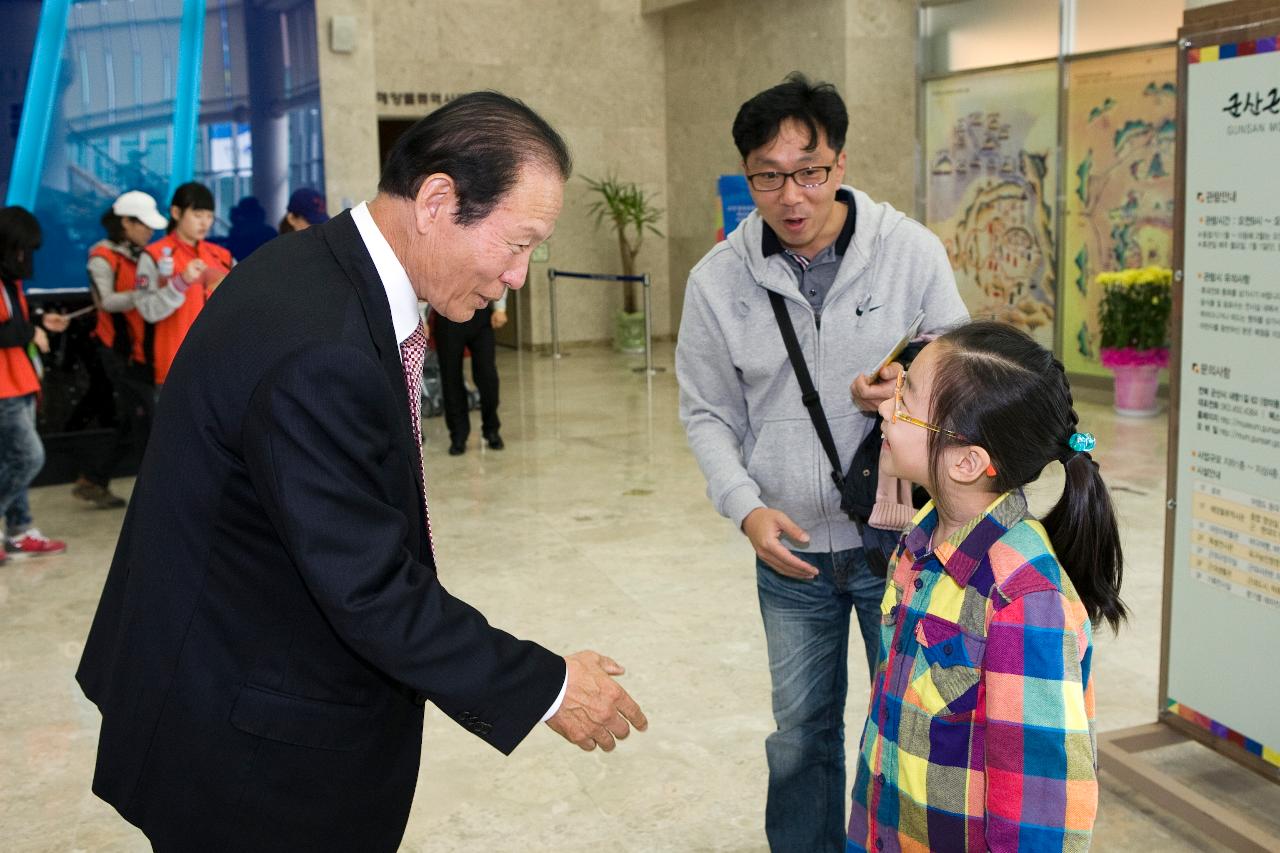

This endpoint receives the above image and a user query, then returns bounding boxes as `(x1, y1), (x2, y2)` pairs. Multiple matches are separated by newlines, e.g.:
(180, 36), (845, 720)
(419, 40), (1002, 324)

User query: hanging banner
(1062, 47), (1178, 377)
(923, 63), (1058, 347)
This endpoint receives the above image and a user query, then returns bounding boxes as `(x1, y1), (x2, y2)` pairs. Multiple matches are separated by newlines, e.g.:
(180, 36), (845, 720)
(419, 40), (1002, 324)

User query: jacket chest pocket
(908, 614), (986, 718)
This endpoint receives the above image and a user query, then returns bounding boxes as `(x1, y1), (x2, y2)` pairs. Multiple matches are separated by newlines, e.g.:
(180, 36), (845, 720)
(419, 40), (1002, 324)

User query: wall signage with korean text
(376, 91), (460, 108)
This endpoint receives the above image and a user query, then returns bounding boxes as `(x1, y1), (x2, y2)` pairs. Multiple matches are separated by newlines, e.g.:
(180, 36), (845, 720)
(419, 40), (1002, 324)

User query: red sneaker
(5, 529), (67, 558)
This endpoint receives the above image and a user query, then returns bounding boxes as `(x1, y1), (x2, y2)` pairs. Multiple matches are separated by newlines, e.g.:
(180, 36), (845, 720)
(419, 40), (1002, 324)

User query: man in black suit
(433, 295), (506, 455)
(76, 92), (646, 852)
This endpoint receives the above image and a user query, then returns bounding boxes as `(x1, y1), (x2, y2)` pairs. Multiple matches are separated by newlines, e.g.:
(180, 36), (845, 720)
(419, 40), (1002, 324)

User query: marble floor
(3, 343), (1278, 851)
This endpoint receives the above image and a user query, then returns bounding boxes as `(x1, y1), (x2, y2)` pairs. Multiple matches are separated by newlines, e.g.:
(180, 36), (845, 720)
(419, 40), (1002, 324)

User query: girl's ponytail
(1042, 448), (1127, 633)
(931, 322), (1127, 633)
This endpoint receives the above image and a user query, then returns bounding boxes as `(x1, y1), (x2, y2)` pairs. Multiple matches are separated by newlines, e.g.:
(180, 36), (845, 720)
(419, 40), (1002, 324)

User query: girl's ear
(946, 444), (994, 486)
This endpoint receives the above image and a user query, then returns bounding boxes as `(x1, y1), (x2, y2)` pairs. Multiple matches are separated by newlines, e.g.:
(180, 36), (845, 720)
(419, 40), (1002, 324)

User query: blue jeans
(756, 547), (884, 853)
(0, 394), (43, 534)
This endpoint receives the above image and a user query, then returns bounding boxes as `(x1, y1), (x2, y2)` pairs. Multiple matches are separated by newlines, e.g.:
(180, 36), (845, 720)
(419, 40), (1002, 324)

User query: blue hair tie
(1068, 432), (1096, 453)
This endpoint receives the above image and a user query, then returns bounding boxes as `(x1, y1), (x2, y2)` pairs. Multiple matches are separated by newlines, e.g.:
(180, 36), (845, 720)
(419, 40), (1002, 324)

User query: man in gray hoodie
(676, 73), (967, 852)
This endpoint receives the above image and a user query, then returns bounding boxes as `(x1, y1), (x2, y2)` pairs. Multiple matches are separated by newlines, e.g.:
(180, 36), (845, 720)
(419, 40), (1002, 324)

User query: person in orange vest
(72, 191), (171, 509)
(133, 182), (233, 387)
(0, 206), (69, 562)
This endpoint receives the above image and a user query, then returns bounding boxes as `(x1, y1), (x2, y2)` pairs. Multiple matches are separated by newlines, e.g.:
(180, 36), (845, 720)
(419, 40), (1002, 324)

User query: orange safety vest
(89, 243), (148, 367)
(144, 234), (232, 384)
(0, 279), (41, 399)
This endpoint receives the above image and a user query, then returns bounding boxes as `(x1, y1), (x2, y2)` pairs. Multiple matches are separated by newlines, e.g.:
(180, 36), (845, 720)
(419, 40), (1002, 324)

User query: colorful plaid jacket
(847, 490), (1098, 852)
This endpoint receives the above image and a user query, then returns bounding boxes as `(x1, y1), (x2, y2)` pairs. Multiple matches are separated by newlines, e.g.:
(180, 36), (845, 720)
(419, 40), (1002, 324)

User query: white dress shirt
(348, 202), (565, 723)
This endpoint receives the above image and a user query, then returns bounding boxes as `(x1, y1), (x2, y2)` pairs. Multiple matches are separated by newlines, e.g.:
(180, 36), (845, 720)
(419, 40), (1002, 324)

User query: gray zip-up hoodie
(676, 187), (968, 553)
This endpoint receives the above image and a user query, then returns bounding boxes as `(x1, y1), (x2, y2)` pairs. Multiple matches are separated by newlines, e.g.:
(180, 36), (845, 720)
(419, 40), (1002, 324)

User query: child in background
(72, 191), (170, 509)
(0, 206), (69, 560)
(848, 320), (1126, 853)
(133, 182), (232, 387)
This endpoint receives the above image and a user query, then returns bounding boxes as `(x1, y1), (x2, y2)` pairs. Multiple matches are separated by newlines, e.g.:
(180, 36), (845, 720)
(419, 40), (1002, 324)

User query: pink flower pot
(1111, 363), (1160, 417)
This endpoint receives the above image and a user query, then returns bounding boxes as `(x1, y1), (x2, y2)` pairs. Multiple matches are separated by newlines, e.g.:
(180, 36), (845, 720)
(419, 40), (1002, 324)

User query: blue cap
(287, 188), (329, 225)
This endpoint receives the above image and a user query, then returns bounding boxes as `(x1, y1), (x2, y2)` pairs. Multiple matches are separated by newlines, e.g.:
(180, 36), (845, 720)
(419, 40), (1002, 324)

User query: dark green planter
(613, 310), (646, 353)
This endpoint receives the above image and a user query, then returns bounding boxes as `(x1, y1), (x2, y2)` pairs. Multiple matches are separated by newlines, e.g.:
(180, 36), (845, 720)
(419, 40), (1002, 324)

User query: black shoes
(449, 432), (502, 454)
(72, 477), (128, 509)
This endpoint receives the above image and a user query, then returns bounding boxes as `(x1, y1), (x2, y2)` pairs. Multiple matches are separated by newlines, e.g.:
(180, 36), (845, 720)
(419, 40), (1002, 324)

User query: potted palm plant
(583, 174), (663, 353)
(1097, 266), (1172, 416)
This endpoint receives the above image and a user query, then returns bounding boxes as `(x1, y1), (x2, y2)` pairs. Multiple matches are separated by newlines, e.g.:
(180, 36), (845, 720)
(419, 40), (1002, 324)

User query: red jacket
(144, 234), (232, 384)
(90, 243), (148, 367)
(0, 278), (41, 399)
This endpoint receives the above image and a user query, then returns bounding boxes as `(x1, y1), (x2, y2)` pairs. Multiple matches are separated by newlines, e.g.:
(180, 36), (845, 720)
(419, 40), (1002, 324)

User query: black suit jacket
(76, 212), (565, 852)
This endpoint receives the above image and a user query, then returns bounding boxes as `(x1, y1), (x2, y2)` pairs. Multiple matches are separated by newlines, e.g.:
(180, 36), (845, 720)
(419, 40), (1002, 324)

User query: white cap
(112, 190), (168, 230)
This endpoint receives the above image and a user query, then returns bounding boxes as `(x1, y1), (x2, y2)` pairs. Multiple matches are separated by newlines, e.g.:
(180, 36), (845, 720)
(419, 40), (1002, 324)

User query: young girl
(134, 182), (232, 386)
(847, 321), (1125, 853)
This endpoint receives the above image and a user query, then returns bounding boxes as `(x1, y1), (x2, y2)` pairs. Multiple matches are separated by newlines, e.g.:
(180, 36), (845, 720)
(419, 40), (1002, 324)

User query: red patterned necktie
(399, 322), (435, 558)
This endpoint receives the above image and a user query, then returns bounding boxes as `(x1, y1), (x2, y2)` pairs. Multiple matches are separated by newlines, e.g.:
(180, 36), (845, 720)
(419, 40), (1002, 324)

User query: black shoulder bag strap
(766, 291), (845, 493)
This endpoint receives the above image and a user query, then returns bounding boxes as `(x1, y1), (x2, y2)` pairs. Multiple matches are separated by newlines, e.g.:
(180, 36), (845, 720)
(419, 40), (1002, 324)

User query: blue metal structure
(4, 0), (72, 208)
(3, 0), (324, 292)
(169, 0), (208, 200)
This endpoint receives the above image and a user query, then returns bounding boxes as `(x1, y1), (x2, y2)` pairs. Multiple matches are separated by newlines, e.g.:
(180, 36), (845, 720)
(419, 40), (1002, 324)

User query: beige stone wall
(314, 0), (381, 216)
(658, 0), (918, 331)
(314, 0), (920, 344)
(317, 0), (668, 349)
(844, 0), (918, 216)
(660, 0), (845, 332)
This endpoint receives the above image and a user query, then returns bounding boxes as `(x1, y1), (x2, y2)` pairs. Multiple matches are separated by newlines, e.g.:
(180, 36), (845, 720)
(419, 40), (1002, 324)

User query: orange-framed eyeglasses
(892, 372), (967, 441)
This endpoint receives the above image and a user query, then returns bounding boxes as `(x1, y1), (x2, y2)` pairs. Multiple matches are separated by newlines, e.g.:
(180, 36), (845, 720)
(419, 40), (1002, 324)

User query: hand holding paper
(850, 309), (924, 413)
(864, 309), (925, 379)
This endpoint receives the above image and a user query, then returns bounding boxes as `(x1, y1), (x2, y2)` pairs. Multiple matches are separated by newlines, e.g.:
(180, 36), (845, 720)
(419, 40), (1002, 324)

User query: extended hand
(491, 309), (508, 329)
(546, 650), (647, 751)
(850, 361), (903, 413)
(33, 327), (50, 353)
(182, 258), (207, 283)
(743, 507), (816, 579)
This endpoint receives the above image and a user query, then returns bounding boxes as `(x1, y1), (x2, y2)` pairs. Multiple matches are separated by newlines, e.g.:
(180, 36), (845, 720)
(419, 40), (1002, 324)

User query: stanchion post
(631, 273), (665, 375)
(548, 268), (562, 359)
(642, 274), (653, 375)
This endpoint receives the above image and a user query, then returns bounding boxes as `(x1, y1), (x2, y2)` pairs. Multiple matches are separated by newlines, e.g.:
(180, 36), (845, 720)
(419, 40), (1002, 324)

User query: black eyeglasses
(744, 165), (835, 192)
